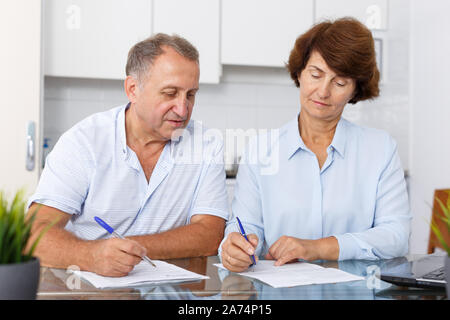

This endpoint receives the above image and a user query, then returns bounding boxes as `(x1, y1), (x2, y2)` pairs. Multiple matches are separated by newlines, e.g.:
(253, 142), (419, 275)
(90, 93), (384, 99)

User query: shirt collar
(117, 102), (178, 164)
(285, 114), (305, 159)
(329, 117), (347, 159)
(118, 103), (130, 159)
(284, 114), (347, 160)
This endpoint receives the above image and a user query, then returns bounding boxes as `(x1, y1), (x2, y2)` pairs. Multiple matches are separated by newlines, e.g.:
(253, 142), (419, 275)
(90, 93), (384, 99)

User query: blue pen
(236, 217), (257, 267)
(94, 216), (156, 267)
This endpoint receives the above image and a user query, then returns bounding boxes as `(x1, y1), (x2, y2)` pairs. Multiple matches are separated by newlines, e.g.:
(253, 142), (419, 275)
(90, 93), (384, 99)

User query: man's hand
(28, 203), (149, 276)
(265, 236), (339, 266)
(88, 238), (147, 277)
(221, 232), (259, 273)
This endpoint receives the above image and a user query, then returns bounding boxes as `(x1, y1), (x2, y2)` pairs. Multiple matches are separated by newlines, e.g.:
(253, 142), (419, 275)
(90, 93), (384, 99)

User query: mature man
(27, 34), (229, 277)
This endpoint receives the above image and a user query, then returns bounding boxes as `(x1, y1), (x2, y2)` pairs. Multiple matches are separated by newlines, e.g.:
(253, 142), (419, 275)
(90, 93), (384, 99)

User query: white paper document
(215, 260), (364, 288)
(74, 260), (209, 289)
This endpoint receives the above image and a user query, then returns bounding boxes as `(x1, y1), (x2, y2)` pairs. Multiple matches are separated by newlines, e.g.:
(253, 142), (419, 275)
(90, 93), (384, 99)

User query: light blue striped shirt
(220, 116), (412, 261)
(28, 104), (229, 240)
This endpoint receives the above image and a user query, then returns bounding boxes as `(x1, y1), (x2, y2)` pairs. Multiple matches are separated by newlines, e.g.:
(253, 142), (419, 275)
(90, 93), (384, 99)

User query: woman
(219, 18), (411, 272)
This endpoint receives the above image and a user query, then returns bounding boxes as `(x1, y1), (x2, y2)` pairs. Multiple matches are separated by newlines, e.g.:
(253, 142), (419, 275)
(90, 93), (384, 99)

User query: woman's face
(298, 51), (356, 122)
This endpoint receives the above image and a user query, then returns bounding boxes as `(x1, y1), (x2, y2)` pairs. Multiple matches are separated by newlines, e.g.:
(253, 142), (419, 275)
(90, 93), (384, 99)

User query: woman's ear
(296, 71), (302, 88)
(348, 82), (358, 103)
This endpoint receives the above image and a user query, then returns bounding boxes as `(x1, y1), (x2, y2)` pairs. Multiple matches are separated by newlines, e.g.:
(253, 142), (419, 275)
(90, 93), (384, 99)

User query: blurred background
(0, 0), (449, 256)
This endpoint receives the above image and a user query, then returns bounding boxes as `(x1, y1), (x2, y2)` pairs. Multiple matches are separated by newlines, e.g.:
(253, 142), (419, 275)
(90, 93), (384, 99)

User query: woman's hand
(221, 232), (259, 273)
(265, 236), (339, 266)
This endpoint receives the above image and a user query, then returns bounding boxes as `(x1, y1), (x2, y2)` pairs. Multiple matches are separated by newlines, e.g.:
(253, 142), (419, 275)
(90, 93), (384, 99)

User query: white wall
(408, 0), (450, 254)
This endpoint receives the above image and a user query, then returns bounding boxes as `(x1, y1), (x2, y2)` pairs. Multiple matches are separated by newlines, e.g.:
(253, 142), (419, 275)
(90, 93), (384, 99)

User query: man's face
(127, 46), (200, 141)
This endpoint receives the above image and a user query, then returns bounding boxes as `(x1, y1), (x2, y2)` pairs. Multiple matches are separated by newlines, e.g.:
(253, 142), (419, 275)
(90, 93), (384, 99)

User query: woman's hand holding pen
(221, 232), (259, 273)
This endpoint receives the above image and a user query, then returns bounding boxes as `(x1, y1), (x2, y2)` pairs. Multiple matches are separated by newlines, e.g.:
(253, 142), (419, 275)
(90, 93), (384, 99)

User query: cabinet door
(44, 0), (152, 80)
(221, 0), (314, 67)
(315, 0), (388, 30)
(153, 0), (221, 84)
(0, 0), (42, 195)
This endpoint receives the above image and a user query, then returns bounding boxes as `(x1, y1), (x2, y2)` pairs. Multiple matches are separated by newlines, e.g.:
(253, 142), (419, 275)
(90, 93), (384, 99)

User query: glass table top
(37, 255), (447, 300)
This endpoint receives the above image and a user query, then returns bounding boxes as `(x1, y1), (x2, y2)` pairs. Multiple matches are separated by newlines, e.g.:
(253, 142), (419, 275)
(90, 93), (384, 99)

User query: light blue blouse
(220, 115), (412, 261)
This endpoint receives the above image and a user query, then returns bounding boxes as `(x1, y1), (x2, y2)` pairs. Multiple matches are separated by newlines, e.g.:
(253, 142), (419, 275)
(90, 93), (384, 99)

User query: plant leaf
(431, 218), (450, 255)
(435, 197), (450, 236)
(0, 221), (5, 263)
(0, 188), (33, 263)
(446, 190), (450, 210)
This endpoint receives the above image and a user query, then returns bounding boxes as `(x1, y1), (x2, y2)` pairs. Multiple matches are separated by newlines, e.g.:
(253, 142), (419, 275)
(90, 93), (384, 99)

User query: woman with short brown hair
(287, 17), (380, 104)
(220, 18), (411, 272)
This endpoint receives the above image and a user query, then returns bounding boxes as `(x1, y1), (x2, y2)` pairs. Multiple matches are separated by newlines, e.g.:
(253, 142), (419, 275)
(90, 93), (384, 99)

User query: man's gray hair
(126, 33), (199, 82)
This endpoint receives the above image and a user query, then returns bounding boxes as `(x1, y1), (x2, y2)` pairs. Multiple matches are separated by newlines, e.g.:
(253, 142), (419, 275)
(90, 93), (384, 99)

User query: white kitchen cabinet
(315, 0), (388, 30)
(221, 0), (314, 67)
(0, 0), (42, 195)
(44, 0), (152, 80)
(152, 0), (221, 84)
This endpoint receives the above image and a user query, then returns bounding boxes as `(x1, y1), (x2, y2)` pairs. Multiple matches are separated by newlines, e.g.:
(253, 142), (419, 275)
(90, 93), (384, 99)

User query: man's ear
(124, 75), (139, 103)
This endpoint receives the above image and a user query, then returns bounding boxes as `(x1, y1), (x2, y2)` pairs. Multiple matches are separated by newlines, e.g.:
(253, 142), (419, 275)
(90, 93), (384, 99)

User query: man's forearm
(129, 221), (225, 259)
(30, 224), (93, 270)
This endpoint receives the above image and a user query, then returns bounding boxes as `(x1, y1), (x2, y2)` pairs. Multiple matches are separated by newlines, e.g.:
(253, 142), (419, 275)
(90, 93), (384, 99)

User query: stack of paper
(215, 260), (364, 288)
(74, 260), (209, 289)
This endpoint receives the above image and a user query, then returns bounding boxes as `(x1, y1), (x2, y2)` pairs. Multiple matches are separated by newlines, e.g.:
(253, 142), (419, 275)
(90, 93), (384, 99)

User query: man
(27, 33), (229, 277)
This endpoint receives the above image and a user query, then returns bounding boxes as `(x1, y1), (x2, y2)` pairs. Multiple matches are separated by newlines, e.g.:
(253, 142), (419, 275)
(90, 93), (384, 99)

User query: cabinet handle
(26, 121), (35, 171)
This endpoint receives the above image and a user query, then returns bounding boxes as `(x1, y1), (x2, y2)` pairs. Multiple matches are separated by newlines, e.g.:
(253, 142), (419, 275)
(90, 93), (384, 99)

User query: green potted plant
(430, 190), (450, 298)
(0, 189), (54, 300)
